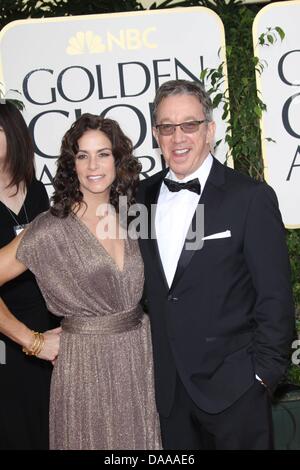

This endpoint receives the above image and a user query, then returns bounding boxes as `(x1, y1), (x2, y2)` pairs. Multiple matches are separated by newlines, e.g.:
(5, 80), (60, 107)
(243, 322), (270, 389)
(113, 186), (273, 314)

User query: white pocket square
(202, 230), (231, 240)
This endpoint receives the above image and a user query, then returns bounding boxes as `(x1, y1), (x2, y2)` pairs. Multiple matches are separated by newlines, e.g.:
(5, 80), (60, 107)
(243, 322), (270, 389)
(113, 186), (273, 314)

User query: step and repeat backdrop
(0, 3), (299, 227)
(253, 0), (300, 228)
(0, 7), (228, 189)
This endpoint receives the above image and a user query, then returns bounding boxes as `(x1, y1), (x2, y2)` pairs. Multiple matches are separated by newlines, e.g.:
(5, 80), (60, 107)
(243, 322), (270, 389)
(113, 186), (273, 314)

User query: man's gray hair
(153, 79), (213, 124)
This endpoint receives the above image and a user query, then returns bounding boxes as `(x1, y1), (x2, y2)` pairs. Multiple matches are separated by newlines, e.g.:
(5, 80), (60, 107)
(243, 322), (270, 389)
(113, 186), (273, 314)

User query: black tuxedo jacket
(137, 157), (295, 417)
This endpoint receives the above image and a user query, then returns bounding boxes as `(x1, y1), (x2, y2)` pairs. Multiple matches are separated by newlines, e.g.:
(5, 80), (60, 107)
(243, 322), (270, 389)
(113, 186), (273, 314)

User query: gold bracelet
(22, 331), (44, 356)
(22, 331), (37, 355)
(34, 333), (44, 356)
(30, 332), (40, 353)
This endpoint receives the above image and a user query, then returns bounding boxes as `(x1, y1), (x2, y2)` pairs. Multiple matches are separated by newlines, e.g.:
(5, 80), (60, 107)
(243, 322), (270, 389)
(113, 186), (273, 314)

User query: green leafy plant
(258, 25), (285, 45)
(200, 21), (285, 180)
(0, 0), (144, 29)
(0, 82), (24, 110)
(287, 231), (300, 309)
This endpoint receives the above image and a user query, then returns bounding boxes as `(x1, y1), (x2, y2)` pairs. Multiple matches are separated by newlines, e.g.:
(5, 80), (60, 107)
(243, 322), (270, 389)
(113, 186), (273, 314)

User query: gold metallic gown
(17, 211), (161, 450)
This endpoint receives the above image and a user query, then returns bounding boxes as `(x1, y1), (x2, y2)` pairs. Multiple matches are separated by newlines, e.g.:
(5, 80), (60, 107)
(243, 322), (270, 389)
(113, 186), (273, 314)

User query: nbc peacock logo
(66, 31), (105, 54)
(66, 27), (157, 54)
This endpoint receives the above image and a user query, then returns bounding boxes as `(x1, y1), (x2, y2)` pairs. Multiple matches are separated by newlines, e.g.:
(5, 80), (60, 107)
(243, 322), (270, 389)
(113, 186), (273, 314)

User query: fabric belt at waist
(61, 306), (142, 335)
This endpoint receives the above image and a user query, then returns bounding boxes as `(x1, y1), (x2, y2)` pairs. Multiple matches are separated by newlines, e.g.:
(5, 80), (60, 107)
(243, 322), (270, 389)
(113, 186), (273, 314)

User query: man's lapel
(170, 158), (226, 292)
(144, 169), (169, 291)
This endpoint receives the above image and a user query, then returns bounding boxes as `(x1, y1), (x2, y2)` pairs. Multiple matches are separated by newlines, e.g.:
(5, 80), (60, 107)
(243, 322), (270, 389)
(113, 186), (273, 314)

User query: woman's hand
(37, 326), (62, 363)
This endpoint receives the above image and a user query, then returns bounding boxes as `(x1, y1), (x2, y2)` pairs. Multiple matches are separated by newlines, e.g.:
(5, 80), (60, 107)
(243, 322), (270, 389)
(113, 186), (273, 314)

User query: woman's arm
(0, 233), (61, 361)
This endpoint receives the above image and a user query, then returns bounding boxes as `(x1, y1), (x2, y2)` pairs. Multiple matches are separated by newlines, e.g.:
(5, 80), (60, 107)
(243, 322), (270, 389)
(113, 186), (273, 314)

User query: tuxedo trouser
(159, 374), (274, 450)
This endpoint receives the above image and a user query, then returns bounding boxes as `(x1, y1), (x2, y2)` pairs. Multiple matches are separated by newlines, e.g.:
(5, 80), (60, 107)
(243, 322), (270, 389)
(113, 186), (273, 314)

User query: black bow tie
(163, 177), (201, 195)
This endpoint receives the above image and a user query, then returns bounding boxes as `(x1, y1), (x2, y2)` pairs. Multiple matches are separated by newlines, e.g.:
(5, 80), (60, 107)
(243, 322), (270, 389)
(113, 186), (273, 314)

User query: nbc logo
(66, 31), (105, 54)
(66, 27), (157, 54)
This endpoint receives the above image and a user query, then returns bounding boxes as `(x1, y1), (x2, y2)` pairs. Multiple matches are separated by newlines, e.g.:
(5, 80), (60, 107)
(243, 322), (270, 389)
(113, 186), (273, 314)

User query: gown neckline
(71, 211), (127, 274)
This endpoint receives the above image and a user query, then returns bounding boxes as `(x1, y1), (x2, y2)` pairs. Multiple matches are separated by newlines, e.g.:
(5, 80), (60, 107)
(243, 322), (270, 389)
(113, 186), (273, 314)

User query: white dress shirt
(155, 153), (213, 287)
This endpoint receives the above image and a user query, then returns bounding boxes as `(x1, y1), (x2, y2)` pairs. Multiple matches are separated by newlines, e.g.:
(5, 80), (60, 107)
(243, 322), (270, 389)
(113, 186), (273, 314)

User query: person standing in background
(0, 101), (60, 449)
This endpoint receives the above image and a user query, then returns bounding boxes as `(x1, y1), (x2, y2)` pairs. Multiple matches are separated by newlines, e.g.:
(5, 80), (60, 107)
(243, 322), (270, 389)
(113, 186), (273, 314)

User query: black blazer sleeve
(243, 183), (295, 390)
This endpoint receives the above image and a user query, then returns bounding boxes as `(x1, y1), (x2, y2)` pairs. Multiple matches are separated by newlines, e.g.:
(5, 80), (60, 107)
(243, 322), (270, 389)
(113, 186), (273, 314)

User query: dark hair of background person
(51, 114), (141, 218)
(0, 101), (35, 192)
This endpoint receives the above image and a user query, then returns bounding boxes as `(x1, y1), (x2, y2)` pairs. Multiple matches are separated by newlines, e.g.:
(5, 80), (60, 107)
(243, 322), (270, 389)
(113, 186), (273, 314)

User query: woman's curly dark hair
(50, 113), (141, 218)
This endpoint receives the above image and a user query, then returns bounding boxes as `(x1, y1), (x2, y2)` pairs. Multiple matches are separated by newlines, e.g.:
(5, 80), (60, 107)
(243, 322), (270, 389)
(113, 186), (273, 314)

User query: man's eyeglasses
(155, 120), (208, 136)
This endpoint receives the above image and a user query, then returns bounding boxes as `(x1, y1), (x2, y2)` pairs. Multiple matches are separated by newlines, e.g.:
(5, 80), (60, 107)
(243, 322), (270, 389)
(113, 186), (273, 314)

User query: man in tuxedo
(137, 79), (295, 449)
